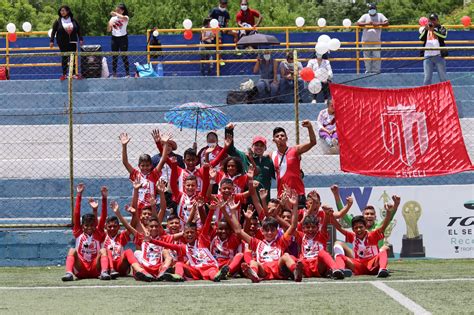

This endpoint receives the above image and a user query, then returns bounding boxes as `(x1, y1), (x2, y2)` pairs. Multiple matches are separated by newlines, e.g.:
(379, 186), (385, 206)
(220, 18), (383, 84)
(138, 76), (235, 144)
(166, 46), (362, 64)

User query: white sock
(333, 244), (345, 257)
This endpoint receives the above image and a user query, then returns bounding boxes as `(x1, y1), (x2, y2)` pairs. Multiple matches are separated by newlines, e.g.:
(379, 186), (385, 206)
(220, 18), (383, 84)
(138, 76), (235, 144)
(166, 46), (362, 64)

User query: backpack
(135, 63), (158, 78)
(0, 66), (9, 80)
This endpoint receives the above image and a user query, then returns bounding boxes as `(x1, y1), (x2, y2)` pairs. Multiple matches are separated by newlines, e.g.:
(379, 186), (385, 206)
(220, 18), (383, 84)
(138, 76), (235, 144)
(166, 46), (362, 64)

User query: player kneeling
(333, 196), (400, 278)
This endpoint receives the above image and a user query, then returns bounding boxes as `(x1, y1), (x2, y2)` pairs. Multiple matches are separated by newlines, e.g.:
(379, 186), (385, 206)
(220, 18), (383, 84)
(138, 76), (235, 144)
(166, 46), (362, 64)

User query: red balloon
(8, 33), (17, 42)
(419, 17), (428, 26)
(183, 30), (193, 40)
(212, 28), (219, 35)
(300, 67), (315, 82)
(461, 16), (471, 27)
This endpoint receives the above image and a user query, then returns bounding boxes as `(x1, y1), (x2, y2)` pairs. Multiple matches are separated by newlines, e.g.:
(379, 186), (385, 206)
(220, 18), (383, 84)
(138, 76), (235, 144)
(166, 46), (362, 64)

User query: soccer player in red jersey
(120, 132), (171, 210)
(224, 191), (301, 283)
(61, 184), (110, 281)
(332, 195), (400, 278)
(271, 120), (316, 208)
(87, 186), (108, 237)
(104, 202), (155, 282)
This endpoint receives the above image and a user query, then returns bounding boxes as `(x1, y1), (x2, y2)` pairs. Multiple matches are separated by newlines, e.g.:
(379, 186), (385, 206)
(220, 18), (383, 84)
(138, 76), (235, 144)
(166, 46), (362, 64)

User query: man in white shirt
(357, 3), (389, 74)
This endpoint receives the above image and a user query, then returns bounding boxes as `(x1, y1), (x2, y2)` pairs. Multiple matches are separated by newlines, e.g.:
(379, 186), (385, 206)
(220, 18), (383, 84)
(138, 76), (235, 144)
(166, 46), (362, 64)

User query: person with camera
(420, 13), (448, 85)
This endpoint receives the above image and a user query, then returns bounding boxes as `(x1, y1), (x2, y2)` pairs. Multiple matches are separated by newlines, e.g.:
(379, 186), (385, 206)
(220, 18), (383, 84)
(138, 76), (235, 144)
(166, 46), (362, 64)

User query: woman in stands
(50, 5), (83, 80)
(107, 4), (131, 78)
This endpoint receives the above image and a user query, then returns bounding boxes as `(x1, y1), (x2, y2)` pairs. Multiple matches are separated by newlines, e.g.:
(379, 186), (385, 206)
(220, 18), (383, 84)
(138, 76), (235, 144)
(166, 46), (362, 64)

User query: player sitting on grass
(332, 195), (400, 278)
(145, 199), (231, 282)
(119, 131), (171, 210)
(224, 189), (303, 283)
(112, 202), (182, 282)
(292, 206), (346, 280)
(102, 212), (155, 282)
(61, 183), (110, 281)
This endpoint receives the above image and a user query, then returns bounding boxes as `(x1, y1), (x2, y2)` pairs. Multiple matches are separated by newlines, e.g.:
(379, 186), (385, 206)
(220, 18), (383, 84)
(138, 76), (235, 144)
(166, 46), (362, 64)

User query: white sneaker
(311, 100), (317, 104)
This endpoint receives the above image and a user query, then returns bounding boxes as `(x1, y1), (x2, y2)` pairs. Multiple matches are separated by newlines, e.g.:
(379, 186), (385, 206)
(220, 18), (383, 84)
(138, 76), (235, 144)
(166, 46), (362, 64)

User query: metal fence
(0, 47), (473, 228)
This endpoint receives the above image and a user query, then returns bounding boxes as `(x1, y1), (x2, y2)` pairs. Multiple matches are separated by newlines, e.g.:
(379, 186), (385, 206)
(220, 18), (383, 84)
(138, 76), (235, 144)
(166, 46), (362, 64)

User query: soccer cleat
(294, 261), (303, 282)
(332, 269), (345, 280)
(343, 269), (353, 278)
(99, 271), (111, 280)
(158, 273), (185, 282)
(110, 270), (120, 280)
(61, 272), (74, 282)
(241, 263), (260, 283)
(135, 271), (155, 282)
(377, 269), (389, 278)
(213, 265), (230, 282)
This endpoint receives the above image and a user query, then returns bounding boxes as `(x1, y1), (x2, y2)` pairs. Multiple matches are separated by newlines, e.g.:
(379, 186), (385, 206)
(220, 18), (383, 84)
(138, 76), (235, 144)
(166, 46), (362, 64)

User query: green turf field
(0, 259), (472, 314)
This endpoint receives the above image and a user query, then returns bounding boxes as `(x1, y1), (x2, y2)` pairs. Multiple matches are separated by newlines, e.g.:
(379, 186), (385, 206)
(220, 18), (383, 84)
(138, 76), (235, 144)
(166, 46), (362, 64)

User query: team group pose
(62, 121), (399, 282)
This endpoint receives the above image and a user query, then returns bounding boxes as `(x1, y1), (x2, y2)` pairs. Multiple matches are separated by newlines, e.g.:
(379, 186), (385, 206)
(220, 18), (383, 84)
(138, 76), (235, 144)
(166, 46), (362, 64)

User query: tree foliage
(0, 0), (468, 36)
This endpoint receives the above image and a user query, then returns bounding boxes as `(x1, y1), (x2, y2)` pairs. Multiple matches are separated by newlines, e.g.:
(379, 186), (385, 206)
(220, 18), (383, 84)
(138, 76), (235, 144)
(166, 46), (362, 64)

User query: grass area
(0, 259), (472, 314)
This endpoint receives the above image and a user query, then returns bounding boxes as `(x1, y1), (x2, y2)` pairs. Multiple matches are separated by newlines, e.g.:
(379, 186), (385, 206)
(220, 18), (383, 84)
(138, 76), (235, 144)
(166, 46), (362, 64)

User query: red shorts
(141, 263), (162, 277)
(260, 261), (281, 280)
(184, 264), (219, 280)
(301, 258), (322, 278)
(217, 258), (231, 268)
(352, 256), (380, 275)
(74, 256), (100, 279)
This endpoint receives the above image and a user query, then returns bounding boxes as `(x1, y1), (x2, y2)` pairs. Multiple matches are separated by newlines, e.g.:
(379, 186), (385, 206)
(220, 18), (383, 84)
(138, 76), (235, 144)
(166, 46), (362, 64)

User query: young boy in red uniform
(61, 184), (110, 281)
(332, 195), (400, 278)
(120, 132), (170, 210)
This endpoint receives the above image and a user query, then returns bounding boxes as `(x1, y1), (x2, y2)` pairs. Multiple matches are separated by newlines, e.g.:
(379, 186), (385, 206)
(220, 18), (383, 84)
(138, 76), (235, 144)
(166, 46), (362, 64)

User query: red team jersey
(129, 168), (161, 209)
(209, 233), (241, 261)
(272, 146), (305, 196)
(249, 235), (290, 264)
(345, 229), (384, 260)
(294, 231), (328, 260)
(103, 231), (130, 261)
(216, 172), (249, 194)
(134, 233), (167, 269)
(210, 193), (247, 221)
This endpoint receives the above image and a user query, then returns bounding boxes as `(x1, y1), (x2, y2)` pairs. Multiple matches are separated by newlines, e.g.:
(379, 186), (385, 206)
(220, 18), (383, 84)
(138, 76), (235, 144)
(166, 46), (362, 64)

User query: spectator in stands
(306, 52), (333, 104)
(357, 3), (389, 74)
(198, 132), (226, 169)
(209, 0), (238, 42)
(49, 5), (83, 80)
(253, 53), (278, 102)
(316, 99), (338, 149)
(107, 4), (130, 78)
(200, 18), (216, 76)
(420, 13), (448, 85)
(278, 53), (303, 103)
(236, 1), (262, 43)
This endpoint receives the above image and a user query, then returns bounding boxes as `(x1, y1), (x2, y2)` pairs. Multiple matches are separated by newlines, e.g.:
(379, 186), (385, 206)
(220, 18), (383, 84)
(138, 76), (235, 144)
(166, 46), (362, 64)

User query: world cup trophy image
(378, 191), (396, 257)
(400, 200), (426, 257)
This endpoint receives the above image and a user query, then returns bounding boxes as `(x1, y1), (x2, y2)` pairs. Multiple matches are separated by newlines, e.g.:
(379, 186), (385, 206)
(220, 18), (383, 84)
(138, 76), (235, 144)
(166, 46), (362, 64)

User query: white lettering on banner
(303, 185), (474, 259)
(396, 170), (427, 178)
(381, 104), (429, 167)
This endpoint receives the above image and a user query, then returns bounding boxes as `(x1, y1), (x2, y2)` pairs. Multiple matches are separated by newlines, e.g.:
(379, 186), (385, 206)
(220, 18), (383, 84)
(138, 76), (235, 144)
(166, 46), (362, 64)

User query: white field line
(371, 281), (432, 315)
(0, 277), (472, 291)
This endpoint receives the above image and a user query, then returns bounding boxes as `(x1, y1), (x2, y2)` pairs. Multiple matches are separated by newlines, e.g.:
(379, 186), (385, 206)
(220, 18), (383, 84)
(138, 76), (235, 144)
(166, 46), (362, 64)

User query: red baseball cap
(252, 136), (267, 146)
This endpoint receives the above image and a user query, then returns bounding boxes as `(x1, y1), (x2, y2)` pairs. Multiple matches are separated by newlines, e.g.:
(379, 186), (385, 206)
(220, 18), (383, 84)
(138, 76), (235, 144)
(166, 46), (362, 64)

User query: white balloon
(183, 19), (193, 30)
(210, 19), (219, 28)
(342, 19), (352, 28)
(308, 79), (322, 94)
(315, 42), (329, 55)
(22, 22), (32, 32)
(315, 68), (329, 82)
(317, 18), (326, 27)
(48, 29), (53, 38)
(318, 34), (331, 44)
(153, 30), (159, 37)
(328, 38), (341, 51)
(295, 17), (305, 27)
(6, 23), (16, 33)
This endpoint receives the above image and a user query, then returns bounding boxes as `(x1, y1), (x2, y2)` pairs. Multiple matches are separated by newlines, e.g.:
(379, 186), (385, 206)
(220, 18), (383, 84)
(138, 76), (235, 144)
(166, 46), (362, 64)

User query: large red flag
(331, 81), (473, 177)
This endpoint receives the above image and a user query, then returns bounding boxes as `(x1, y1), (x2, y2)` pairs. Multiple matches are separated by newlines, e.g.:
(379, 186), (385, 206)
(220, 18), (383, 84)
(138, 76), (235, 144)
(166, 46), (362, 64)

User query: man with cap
(225, 123), (275, 201)
(357, 3), (389, 74)
(419, 13), (448, 85)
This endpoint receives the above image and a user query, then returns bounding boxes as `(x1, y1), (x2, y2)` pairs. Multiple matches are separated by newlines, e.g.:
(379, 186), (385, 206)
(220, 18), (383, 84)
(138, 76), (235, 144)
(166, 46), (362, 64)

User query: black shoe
(159, 273), (184, 282)
(99, 271), (111, 280)
(110, 270), (120, 280)
(61, 272), (74, 282)
(377, 269), (389, 278)
(213, 265), (230, 282)
(135, 271), (155, 282)
(343, 269), (353, 278)
(332, 269), (345, 280)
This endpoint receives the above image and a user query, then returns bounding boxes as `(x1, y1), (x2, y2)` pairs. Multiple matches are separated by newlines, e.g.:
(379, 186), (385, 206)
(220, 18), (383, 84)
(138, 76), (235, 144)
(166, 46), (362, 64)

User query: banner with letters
(331, 82), (473, 177)
(312, 185), (474, 259)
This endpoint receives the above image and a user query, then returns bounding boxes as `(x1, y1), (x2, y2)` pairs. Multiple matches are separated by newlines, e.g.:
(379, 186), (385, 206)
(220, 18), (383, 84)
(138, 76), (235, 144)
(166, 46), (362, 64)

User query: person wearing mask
(356, 3), (389, 74)
(107, 3), (130, 78)
(278, 53), (304, 103)
(419, 13), (448, 85)
(209, 0), (238, 43)
(306, 53), (333, 104)
(253, 53), (278, 103)
(200, 18), (216, 76)
(50, 5), (83, 80)
(236, 1), (263, 28)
